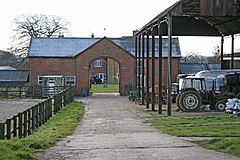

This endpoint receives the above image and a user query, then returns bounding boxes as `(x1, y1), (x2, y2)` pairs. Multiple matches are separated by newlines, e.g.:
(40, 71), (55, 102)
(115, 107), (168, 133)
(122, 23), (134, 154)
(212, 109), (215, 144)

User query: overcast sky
(0, 0), (239, 56)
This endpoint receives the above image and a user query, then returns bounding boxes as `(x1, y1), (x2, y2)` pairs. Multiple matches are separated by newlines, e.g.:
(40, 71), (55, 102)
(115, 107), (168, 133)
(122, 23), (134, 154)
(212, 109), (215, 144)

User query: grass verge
(0, 101), (84, 160)
(90, 84), (119, 93)
(151, 115), (240, 156)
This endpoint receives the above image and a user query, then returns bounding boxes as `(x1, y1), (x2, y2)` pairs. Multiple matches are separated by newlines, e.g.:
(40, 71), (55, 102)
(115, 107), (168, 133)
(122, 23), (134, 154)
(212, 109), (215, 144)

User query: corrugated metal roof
(136, 0), (240, 36)
(28, 37), (181, 58)
(0, 70), (29, 83)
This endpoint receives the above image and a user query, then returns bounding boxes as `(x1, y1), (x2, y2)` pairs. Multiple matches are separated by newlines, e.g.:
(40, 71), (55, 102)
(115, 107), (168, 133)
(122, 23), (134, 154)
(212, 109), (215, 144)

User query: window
(65, 76), (76, 85)
(38, 76), (43, 85)
(94, 60), (102, 67)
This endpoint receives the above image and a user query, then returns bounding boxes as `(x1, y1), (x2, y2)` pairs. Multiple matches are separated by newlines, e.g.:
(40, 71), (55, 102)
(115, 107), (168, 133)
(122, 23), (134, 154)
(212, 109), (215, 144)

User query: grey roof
(28, 37), (181, 58)
(180, 63), (207, 74)
(0, 70), (29, 83)
(207, 64), (221, 70)
(180, 63), (221, 74)
(28, 38), (100, 58)
(0, 66), (16, 70)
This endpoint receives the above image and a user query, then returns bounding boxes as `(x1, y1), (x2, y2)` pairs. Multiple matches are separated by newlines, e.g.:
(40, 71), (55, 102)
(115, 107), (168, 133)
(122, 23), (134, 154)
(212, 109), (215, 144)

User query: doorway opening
(89, 58), (120, 94)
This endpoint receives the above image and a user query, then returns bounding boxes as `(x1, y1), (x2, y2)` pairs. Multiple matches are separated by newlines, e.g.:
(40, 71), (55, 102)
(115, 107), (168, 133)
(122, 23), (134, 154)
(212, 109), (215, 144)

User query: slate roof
(28, 37), (181, 58)
(0, 70), (29, 83)
(0, 66), (16, 70)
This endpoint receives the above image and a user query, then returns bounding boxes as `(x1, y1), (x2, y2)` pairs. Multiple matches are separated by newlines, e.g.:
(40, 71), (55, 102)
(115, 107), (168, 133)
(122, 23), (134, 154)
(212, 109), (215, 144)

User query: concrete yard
(36, 94), (240, 160)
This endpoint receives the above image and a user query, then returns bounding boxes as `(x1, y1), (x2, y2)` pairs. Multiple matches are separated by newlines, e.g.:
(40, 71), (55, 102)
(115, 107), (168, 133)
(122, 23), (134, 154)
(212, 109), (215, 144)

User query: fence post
(44, 101), (48, 122)
(23, 111), (27, 137)
(32, 106), (36, 132)
(41, 102), (44, 124)
(27, 109), (31, 135)
(6, 87), (9, 99)
(71, 86), (74, 102)
(66, 88), (70, 104)
(39, 103), (42, 126)
(60, 92), (63, 109)
(63, 90), (67, 106)
(54, 95), (57, 114)
(19, 87), (22, 98)
(36, 104), (39, 129)
(18, 113), (23, 138)
(13, 116), (17, 137)
(0, 123), (5, 140)
(6, 119), (11, 139)
(48, 98), (52, 118)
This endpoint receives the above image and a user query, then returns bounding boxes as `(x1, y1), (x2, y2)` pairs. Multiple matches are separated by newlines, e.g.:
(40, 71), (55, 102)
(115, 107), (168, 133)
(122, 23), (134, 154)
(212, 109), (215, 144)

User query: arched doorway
(89, 57), (120, 94)
(75, 37), (135, 96)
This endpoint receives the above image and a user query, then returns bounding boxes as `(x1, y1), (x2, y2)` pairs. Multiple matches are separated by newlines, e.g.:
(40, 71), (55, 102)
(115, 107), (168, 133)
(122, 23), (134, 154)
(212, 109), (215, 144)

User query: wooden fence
(0, 86), (34, 99)
(0, 86), (74, 140)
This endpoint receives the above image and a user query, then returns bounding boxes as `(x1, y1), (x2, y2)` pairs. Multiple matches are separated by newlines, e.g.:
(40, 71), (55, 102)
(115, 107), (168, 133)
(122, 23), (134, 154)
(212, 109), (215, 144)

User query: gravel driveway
(0, 99), (44, 123)
(37, 94), (239, 160)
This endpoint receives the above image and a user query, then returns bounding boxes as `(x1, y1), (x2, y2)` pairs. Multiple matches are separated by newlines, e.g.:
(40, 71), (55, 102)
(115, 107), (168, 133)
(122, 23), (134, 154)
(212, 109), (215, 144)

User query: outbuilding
(28, 36), (181, 96)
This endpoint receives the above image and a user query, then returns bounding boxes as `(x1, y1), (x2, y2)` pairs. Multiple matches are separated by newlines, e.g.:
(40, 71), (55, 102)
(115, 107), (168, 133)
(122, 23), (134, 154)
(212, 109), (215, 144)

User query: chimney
(58, 32), (64, 37)
(91, 33), (94, 38)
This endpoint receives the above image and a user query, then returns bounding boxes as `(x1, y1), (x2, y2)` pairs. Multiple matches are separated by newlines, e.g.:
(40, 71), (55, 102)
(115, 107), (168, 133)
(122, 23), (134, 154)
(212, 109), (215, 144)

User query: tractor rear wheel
(178, 90), (202, 112)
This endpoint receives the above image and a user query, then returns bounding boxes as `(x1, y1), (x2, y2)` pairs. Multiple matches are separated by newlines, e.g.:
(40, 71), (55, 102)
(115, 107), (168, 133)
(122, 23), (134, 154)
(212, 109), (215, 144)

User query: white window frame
(65, 76), (76, 86)
(94, 60), (102, 67)
(116, 73), (120, 79)
(38, 76), (43, 85)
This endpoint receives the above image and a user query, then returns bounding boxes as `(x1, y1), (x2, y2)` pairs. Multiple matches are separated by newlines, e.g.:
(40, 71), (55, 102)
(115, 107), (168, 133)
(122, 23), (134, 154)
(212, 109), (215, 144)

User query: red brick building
(28, 36), (181, 96)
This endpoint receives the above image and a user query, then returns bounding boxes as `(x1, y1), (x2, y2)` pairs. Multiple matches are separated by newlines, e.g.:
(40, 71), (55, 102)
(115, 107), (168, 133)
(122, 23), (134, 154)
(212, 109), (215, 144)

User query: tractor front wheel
(215, 101), (226, 112)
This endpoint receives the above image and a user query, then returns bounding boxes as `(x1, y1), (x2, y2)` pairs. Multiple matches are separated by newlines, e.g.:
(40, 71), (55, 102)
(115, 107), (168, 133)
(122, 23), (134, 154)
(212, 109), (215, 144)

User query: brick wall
(30, 57), (76, 92)
(75, 38), (135, 96)
(29, 37), (180, 97)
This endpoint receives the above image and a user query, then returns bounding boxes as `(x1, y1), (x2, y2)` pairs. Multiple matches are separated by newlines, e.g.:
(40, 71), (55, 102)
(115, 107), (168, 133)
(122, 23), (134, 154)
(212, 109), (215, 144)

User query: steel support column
(138, 35), (141, 97)
(231, 34), (234, 69)
(221, 36), (224, 70)
(135, 37), (138, 89)
(158, 23), (163, 114)
(167, 15), (173, 116)
(146, 31), (150, 109)
(141, 33), (145, 105)
(151, 28), (155, 111)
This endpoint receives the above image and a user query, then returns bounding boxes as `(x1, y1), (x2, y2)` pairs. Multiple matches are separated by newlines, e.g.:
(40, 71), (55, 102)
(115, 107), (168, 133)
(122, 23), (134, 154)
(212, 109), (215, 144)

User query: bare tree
(208, 44), (221, 63)
(181, 52), (208, 64)
(10, 14), (70, 56)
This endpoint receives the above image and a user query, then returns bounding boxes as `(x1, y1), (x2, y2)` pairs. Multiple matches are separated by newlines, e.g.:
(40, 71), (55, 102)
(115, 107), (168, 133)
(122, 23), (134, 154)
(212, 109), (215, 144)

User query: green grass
(200, 138), (240, 156)
(90, 84), (119, 93)
(151, 115), (240, 156)
(0, 101), (84, 160)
